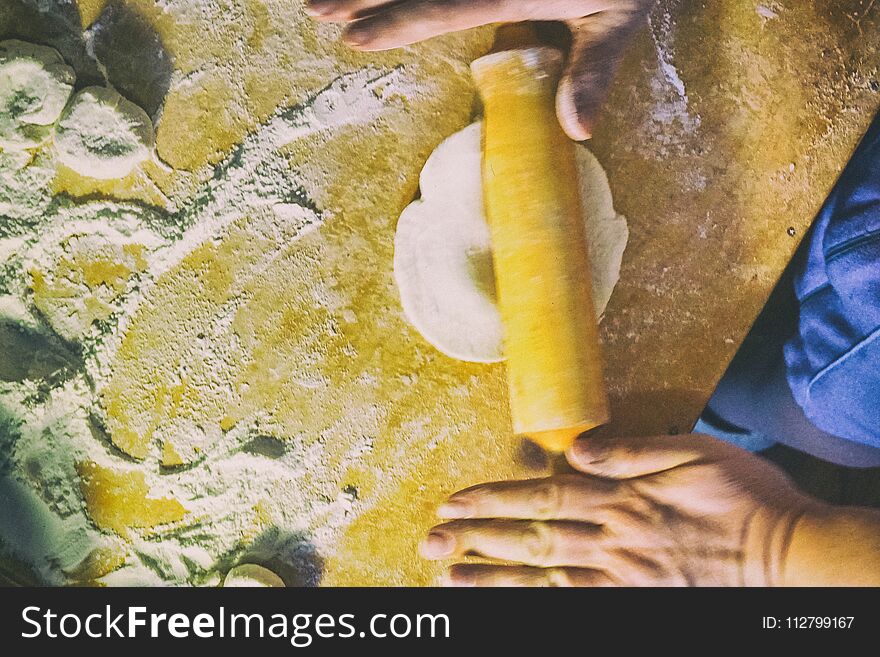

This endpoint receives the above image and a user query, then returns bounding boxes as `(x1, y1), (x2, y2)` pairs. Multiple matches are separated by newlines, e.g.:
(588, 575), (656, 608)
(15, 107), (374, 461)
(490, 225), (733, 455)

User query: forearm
(782, 505), (880, 586)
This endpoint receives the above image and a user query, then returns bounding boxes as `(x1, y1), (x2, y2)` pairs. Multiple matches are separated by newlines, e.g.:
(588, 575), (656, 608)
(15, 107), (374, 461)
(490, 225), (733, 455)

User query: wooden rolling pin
(471, 45), (610, 453)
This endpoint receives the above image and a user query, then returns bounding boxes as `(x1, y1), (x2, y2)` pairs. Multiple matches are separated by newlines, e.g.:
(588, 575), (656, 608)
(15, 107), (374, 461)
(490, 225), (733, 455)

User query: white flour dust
(643, 0), (702, 158)
(0, 16), (419, 585)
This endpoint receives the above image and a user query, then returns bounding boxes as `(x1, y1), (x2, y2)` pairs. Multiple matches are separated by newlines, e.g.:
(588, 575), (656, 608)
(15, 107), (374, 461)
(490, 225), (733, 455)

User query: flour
(0, 148), (55, 229)
(54, 86), (155, 179)
(0, 379), (105, 585)
(0, 16), (426, 585)
(756, 5), (780, 22)
(0, 294), (38, 328)
(644, 1), (701, 157)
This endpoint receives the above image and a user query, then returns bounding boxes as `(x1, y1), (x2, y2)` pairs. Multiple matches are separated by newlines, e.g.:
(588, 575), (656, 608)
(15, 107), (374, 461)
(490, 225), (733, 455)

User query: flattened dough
(0, 40), (75, 150)
(54, 86), (154, 180)
(394, 122), (628, 363)
(223, 564), (285, 588)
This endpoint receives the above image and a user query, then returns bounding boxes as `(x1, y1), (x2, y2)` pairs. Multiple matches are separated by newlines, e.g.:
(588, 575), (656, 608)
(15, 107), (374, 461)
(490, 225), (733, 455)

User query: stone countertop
(591, 0), (880, 438)
(1, 0), (878, 586)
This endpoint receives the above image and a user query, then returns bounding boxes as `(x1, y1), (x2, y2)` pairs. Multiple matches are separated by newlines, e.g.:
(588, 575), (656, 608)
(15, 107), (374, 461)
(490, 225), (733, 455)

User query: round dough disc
(54, 86), (154, 180)
(0, 40), (75, 150)
(223, 563), (285, 587)
(393, 121), (628, 363)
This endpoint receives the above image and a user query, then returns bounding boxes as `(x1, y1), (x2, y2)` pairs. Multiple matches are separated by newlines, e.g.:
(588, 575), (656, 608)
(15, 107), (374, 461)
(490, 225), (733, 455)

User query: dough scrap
(223, 564), (285, 587)
(54, 86), (154, 180)
(0, 40), (75, 150)
(394, 122), (629, 363)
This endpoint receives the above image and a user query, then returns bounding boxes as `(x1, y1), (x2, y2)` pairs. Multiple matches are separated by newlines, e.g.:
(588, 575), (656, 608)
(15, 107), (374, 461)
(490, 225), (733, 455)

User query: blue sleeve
(784, 115), (880, 448)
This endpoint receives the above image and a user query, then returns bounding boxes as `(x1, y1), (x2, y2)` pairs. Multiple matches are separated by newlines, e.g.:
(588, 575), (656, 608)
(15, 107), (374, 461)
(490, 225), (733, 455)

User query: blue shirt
(785, 113), (880, 448)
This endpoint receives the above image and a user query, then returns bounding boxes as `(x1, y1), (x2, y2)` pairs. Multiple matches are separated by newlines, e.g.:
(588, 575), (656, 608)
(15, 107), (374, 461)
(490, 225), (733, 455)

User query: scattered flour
(644, 1), (702, 158)
(0, 146), (55, 229)
(756, 4), (780, 22)
(0, 379), (106, 585)
(0, 25), (423, 585)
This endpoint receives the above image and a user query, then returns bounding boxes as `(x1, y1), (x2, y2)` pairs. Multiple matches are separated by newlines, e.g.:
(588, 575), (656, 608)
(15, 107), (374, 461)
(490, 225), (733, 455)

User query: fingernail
(591, 439), (612, 461)
(419, 531), (455, 559)
(438, 499), (472, 519)
(344, 24), (373, 47)
(305, 1), (335, 16)
(569, 437), (604, 464)
(568, 437), (589, 459)
(556, 78), (592, 142)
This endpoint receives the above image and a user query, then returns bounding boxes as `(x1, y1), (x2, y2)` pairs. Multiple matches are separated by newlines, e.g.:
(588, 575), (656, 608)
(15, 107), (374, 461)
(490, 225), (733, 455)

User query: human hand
(421, 433), (823, 586)
(305, 0), (654, 140)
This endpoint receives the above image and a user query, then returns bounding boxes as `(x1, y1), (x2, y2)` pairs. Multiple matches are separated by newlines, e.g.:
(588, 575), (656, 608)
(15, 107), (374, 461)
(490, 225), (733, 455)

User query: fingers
(566, 433), (735, 479)
(306, 1), (648, 140)
(556, 7), (648, 140)
(419, 519), (607, 568)
(342, 0), (527, 51)
(439, 474), (617, 522)
(443, 563), (616, 587)
(306, 1), (392, 20)
(307, 0), (614, 24)
(309, 0), (616, 51)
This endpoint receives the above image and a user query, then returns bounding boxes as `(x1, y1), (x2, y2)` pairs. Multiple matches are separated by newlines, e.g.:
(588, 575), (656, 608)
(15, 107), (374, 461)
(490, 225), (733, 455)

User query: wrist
(781, 504), (880, 586)
(743, 502), (812, 587)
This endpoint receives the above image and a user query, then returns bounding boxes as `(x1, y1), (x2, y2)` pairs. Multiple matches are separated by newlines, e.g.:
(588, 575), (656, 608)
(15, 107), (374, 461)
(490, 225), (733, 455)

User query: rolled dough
(394, 122), (629, 363)
(0, 40), (75, 150)
(54, 86), (154, 180)
(223, 564), (285, 587)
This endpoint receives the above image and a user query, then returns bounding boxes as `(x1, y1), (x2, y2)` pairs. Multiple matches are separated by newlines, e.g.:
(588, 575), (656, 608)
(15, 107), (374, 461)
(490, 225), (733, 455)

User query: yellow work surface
(591, 1), (880, 438)
(0, 0), (878, 586)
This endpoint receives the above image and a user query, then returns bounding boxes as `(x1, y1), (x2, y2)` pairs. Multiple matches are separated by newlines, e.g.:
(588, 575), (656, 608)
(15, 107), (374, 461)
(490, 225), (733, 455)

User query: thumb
(566, 433), (733, 479)
(556, 9), (647, 141)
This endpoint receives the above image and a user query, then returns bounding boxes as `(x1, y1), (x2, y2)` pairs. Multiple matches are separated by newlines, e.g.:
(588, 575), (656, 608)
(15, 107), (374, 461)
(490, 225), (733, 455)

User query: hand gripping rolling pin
(471, 44), (610, 453)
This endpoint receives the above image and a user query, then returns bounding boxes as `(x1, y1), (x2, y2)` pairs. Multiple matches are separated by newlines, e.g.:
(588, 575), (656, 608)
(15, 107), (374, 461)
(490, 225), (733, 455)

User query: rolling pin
(471, 43), (610, 453)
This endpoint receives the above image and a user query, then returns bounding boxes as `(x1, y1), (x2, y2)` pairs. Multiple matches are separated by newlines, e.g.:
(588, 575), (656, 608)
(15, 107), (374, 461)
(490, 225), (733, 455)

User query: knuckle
(533, 479), (564, 519)
(617, 480), (654, 518)
(617, 478), (640, 501)
(599, 484), (651, 532)
(523, 521), (555, 564)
